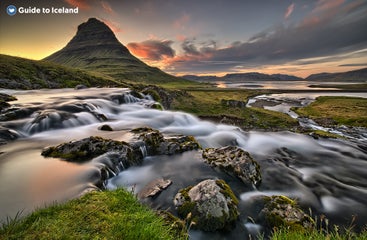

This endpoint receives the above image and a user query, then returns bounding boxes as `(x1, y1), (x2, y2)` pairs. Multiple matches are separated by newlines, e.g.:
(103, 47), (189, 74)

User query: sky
(1, 0), (367, 78)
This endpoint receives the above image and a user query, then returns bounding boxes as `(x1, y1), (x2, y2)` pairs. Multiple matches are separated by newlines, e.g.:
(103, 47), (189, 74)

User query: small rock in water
(99, 124), (113, 131)
(138, 178), (172, 198)
(174, 179), (239, 232)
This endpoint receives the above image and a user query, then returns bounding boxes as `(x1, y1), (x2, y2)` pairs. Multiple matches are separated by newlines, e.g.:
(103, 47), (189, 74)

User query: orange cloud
(127, 40), (175, 61)
(284, 3), (295, 19)
(64, 0), (90, 9)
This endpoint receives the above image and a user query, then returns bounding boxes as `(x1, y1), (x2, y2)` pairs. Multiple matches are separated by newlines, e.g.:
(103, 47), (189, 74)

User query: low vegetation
(0, 188), (186, 240)
(293, 96), (367, 127)
(0, 54), (124, 89)
(171, 89), (299, 130)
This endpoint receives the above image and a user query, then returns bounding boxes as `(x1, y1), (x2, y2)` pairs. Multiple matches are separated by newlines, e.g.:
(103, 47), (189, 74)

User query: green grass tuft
(0, 189), (186, 240)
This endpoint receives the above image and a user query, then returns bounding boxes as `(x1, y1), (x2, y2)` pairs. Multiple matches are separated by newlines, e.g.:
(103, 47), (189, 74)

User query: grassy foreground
(0, 189), (185, 240)
(293, 96), (367, 127)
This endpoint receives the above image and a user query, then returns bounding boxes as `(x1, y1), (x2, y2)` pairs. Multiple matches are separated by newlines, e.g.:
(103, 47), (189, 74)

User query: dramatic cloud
(64, 0), (90, 9)
(163, 1), (367, 74)
(284, 3), (295, 19)
(127, 40), (175, 61)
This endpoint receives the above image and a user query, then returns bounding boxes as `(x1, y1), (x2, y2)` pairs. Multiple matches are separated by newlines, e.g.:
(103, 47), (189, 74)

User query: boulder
(131, 127), (200, 155)
(42, 136), (143, 166)
(99, 124), (113, 131)
(173, 179), (239, 232)
(202, 146), (261, 186)
(258, 195), (314, 231)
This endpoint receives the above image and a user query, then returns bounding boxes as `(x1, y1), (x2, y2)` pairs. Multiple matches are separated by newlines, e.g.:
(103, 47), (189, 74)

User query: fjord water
(0, 88), (366, 238)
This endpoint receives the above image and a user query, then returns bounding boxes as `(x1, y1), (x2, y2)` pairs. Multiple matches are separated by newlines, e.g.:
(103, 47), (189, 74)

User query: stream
(0, 88), (366, 239)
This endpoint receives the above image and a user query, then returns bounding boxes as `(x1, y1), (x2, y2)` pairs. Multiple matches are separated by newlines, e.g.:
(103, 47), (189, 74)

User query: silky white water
(0, 88), (366, 239)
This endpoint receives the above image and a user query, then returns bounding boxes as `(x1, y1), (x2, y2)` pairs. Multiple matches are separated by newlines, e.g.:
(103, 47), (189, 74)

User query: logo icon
(7, 5), (17, 16)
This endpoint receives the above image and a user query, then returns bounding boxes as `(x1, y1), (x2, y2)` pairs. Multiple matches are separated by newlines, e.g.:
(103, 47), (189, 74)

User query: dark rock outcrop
(221, 99), (247, 108)
(41, 136), (141, 164)
(131, 127), (200, 155)
(202, 146), (261, 186)
(174, 179), (239, 232)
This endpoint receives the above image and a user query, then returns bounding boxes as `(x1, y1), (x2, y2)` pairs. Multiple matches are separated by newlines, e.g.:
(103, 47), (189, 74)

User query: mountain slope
(0, 54), (123, 89)
(44, 18), (186, 84)
(306, 68), (367, 82)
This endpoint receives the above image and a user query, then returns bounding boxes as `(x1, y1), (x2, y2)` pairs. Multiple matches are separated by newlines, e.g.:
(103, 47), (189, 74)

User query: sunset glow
(1, 0), (366, 78)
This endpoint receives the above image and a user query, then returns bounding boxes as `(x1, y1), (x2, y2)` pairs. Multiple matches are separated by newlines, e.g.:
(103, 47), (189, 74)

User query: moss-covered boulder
(202, 146), (261, 186)
(41, 136), (142, 165)
(258, 195), (314, 231)
(131, 127), (200, 155)
(173, 179), (239, 232)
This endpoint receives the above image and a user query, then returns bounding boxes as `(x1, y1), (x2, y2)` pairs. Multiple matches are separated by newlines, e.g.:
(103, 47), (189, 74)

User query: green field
(171, 89), (299, 130)
(293, 96), (367, 127)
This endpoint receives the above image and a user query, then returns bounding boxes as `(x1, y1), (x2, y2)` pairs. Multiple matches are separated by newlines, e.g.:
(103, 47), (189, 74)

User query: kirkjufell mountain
(44, 18), (185, 84)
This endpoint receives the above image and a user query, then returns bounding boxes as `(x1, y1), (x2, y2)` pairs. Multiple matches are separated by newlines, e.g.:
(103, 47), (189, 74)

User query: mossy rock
(131, 127), (200, 155)
(259, 195), (314, 231)
(41, 136), (135, 163)
(202, 146), (261, 186)
(173, 179), (239, 232)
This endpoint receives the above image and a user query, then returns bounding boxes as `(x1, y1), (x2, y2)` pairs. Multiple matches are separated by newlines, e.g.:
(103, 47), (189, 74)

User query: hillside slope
(0, 54), (123, 89)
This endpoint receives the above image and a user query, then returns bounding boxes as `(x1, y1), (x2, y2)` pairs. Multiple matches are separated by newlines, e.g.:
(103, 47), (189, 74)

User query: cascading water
(0, 88), (366, 239)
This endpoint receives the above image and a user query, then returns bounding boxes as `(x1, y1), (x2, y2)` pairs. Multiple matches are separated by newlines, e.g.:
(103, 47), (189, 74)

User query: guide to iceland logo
(7, 5), (17, 16)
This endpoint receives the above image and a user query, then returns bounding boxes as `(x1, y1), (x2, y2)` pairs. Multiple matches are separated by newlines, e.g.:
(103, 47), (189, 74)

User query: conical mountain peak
(55, 18), (128, 53)
(44, 18), (184, 84)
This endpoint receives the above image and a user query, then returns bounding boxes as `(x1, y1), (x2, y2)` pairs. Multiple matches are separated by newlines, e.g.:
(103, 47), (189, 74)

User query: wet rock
(258, 195), (314, 231)
(202, 146), (261, 186)
(173, 179), (239, 232)
(99, 124), (113, 131)
(74, 84), (88, 90)
(138, 178), (172, 198)
(0, 93), (17, 112)
(42, 136), (143, 165)
(0, 126), (19, 145)
(0, 107), (37, 121)
(131, 127), (200, 155)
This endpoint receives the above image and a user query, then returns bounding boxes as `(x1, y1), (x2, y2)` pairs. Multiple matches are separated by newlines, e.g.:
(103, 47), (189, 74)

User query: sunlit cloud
(127, 40), (175, 61)
(284, 3), (295, 20)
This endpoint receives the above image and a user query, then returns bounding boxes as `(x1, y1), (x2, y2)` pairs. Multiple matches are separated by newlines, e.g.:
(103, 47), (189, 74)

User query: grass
(293, 96), (367, 127)
(171, 89), (298, 130)
(0, 54), (125, 89)
(309, 83), (367, 90)
(270, 214), (367, 240)
(0, 188), (186, 240)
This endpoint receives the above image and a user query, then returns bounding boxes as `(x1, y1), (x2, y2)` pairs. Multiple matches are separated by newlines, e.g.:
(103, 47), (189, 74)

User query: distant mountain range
(44, 18), (186, 85)
(183, 68), (367, 82)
